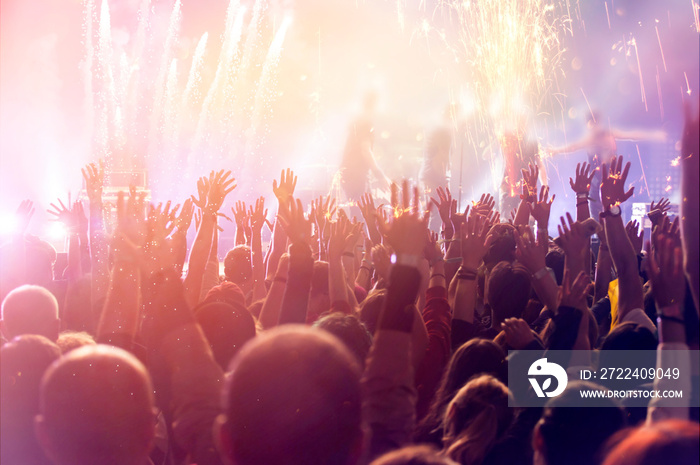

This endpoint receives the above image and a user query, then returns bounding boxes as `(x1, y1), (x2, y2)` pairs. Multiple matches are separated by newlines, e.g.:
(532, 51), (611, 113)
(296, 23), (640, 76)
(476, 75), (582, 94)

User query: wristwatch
(600, 205), (621, 218)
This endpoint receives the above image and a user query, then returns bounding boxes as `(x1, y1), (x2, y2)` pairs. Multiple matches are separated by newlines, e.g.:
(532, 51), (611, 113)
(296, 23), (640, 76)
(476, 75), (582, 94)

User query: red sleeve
(414, 285), (452, 421)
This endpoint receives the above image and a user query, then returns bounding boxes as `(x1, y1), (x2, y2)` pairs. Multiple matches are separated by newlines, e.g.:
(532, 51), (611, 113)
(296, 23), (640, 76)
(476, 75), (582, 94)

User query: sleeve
(620, 308), (656, 334)
(414, 286), (452, 421)
(646, 342), (691, 424)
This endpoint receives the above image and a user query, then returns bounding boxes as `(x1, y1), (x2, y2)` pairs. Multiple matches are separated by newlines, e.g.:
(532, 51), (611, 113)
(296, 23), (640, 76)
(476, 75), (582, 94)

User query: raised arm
(266, 169), (297, 279)
(680, 101), (699, 312)
(82, 162), (110, 307)
(600, 157), (649, 328)
(249, 197), (268, 301)
(569, 162), (595, 222)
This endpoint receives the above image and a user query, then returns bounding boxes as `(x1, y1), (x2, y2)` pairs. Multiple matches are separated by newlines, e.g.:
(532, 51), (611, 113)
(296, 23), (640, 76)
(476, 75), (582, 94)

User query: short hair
(602, 419), (699, 465)
(37, 345), (155, 465)
(442, 375), (514, 465)
(483, 224), (516, 268)
(194, 301), (256, 370)
(370, 444), (458, 465)
(1, 285), (59, 341)
(314, 312), (373, 367)
(221, 325), (362, 465)
(56, 331), (96, 354)
(1, 335), (61, 465)
(601, 322), (657, 351)
(224, 245), (252, 284)
(487, 262), (531, 322)
(536, 381), (626, 465)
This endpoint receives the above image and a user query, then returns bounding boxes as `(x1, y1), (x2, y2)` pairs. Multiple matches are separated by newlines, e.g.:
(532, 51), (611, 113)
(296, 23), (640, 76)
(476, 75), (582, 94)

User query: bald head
(219, 325), (363, 465)
(1, 285), (59, 341)
(36, 345), (155, 465)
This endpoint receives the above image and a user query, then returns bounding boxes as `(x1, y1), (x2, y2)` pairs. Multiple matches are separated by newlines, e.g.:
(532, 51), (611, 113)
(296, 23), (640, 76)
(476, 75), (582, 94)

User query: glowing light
(0, 215), (19, 236)
(47, 222), (67, 240)
(671, 156), (681, 166)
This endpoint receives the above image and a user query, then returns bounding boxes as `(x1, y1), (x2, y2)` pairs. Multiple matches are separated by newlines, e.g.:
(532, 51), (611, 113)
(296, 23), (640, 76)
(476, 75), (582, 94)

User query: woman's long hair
(442, 375), (514, 465)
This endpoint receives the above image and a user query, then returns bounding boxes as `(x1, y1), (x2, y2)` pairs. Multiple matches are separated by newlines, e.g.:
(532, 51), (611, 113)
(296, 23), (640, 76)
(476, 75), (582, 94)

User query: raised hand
(625, 220), (644, 255)
(515, 226), (546, 274)
(423, 230), (443, 266)
(249, 197), (268, 233)
(569, 162), (595, 195)
(473, 193), (496, 217)
(277, 197), (312, 244)
(357, 192), (376, 224)
(530, 185), (555, 226)
(558, 268), (593, 311)
(556, 213), (588, 258)
(460, 211), (491, 269)
(600, 156), (634, 210)
(647, 198), (671, 228)
(371, 244), (392, 281)
(191, 176), (210, 210)
(272, 168), (298, 206)
(173, 198), (194, 234)
(501, 318), (535, 349)
(232, 200), (249, 228)
(47, 198), (79, 234)
(430, 186), (456, 231)
(15, 200), (35, 234)
(647, 229), (684, 308)
(113, 191), (146, 260)
(521, 163), (539, 197)
(378, 180), (429, 257)
(311, 194), (336, 238)
(328, 216), (362, 261)
(206, 170), (236, 213)
(81, 160), (104, 204)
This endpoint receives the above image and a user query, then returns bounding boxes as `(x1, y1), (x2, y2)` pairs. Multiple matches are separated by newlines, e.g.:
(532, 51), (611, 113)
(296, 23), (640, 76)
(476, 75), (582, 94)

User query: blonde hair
(442, 375), (513, 465)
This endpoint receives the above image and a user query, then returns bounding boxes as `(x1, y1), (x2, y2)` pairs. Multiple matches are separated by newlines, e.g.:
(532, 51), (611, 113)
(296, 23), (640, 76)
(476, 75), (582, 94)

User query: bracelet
(342, 252), (355, 258)
(359, 265), (373, 273)
(456, 273), (477, 280)
(429, 256), (445, 267)
(444, 257), (464, 264)
(576, 192), (589, 199)
(430, 273), (446, 280)
(657, 314), (685, 325)
(273, 275), (287, 284)
(576, 200), (589, 207)
(361, 258), (373, 266)
(537, 227), (548, 235)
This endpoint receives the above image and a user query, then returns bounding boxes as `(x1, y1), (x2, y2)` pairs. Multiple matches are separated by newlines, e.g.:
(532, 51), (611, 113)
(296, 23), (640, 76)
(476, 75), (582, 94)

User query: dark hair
(194, 301), (256, 370)
(414, 339), (506, 446)
(314, 312), (373, 367)
(537, 381), (626, 465)
(545, 249), (565, 285)
(222, 326), (362, 465)
(483, 224), (516, 268)
(359, 289), (387, 335)
(601, 322), (657, 351)
(487, 262), (531, 323)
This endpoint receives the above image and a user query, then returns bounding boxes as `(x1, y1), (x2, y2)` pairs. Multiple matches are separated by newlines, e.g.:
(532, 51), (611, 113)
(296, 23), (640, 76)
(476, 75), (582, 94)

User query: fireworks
(449, 0), (570, 133)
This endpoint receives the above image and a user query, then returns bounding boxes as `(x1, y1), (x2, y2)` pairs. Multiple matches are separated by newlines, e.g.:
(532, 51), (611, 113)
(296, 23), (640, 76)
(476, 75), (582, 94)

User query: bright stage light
(47, 222), (67, 241)
(0, 214), (19, 236)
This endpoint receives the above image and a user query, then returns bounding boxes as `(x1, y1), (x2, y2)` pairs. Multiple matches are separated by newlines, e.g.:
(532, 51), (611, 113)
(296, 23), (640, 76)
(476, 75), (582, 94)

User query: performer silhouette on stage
(548, 111), (665, 218)
(337, 92), (390, 201)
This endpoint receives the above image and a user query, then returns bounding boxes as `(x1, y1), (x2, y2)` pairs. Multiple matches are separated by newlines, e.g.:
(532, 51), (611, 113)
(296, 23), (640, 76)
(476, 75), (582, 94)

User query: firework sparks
(655, 25), (667, 72)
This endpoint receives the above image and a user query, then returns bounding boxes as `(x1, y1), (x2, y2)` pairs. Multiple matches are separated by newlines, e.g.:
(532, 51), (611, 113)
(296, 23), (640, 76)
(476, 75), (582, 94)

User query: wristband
(576, 200), (589, 207)
(273, 275), (287, 284)
(576, 192), (589, 199)
(429, 256), (445, 267)
(430, 273), (446, 280)
(444, 257), (464, 264)
(391, 254), (422, 268)
(657, 314), (685, 325)
(532, 267), (551, 281)
(657, 303), (683, 319)
(537, 227), (548, 236)
(359, 265), (373, 273)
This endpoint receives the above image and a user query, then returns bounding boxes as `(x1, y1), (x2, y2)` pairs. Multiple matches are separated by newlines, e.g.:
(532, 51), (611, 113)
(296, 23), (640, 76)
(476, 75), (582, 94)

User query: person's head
(371, 445), (458, 465)
(35, 345), (155, 465)
(543, 306), (598, 351)
(534, 381), (626, 465)
(1, 285), (60, 341)
(56, 331), (96, 354)
(1, 335), (61, 465)
(601, 322), (656, 351)
(194, 301), (257, 370)
(314, 312), (373, 367)
(602, 419), (699, 465)
(442, 375), (514, 465)
(359, 289), (386, 335)
(545, 249), (565, 285)
(217, 325), (363, 465)
(224, 245), (252, 291)
(483, 224), (516, 269)
(487, 262), (531, 324)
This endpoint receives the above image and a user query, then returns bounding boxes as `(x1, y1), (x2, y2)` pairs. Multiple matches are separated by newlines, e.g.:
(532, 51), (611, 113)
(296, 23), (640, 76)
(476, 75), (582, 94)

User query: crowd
(1, 103), (698, 465)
